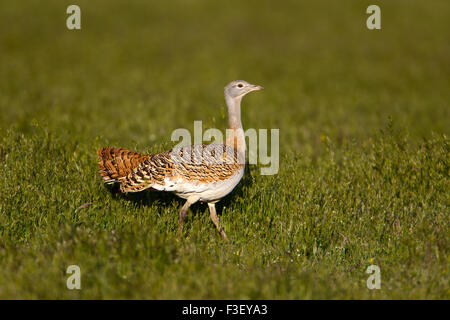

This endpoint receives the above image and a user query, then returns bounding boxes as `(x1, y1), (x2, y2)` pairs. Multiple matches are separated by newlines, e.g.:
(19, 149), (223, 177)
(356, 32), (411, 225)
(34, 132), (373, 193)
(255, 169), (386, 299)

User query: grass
(0, 0), (448, 299)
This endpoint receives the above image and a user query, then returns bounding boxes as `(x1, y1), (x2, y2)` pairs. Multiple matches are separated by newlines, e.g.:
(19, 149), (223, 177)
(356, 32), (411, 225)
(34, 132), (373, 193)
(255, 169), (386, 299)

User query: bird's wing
(97, 147), (150, 184)
(119, 143), (244, 193)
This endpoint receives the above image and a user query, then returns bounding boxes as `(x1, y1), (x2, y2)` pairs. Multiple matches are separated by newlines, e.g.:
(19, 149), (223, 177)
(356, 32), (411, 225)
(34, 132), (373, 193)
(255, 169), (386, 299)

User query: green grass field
(0, 0), (448, 299)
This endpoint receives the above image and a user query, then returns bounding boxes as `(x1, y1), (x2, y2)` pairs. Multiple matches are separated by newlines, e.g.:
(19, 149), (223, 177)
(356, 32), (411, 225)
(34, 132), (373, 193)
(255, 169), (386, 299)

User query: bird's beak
(251, 84), (264, 91)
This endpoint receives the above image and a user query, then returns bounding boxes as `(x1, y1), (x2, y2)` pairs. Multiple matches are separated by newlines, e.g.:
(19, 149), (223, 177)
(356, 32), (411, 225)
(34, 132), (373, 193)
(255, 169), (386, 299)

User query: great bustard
(97, 80), (263, 239)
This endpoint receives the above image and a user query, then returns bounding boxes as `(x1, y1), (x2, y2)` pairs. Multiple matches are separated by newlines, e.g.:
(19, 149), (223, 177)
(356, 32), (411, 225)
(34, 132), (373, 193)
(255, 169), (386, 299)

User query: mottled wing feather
(119, 144), (244, 193)
(97, 147), (150, 184)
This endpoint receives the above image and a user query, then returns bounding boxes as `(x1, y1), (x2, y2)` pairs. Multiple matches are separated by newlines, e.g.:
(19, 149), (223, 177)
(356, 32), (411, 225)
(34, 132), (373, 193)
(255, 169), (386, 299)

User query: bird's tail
(97, 147), (149, 184)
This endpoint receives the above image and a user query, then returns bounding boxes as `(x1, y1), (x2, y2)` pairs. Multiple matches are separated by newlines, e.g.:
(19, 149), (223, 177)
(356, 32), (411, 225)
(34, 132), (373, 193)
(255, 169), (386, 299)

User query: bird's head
(224, 80), (264, 100)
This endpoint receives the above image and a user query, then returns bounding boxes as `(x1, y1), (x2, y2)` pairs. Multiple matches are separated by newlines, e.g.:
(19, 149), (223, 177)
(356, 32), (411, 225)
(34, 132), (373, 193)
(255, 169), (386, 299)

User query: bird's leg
(208, 203), (228, 240)
(178, 197), (198, 235)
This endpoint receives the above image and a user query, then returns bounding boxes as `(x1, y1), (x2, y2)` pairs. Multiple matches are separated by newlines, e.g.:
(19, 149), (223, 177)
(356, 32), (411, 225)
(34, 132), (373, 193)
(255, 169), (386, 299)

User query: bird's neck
(225, 95), (246, 157)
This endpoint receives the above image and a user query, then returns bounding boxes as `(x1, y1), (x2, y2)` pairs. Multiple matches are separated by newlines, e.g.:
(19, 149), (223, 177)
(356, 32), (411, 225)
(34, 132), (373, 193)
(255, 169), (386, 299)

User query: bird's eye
(237, 83), (243, 88)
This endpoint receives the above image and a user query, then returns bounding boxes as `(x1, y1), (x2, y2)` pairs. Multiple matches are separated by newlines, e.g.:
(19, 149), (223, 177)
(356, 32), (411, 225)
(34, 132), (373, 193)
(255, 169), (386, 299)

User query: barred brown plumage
(97, 80), (264, 239)
(97, 147), (150, 184)
(106, 144), (243, 192)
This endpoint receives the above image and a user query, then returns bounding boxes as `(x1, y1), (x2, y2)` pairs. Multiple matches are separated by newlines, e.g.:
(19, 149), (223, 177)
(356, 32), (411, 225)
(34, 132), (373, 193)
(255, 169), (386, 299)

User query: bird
(97, 80), (264, 239)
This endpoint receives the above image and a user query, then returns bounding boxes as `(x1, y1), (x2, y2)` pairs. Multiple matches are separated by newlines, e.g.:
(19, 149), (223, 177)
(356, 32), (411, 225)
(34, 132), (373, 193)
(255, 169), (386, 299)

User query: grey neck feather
(226, 95), (242, 129)
(225, 94), (246, 156)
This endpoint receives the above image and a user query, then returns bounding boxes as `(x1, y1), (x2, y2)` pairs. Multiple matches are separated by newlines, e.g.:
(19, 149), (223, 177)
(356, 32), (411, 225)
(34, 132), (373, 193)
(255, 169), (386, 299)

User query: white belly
(155, 166), (245, 203)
